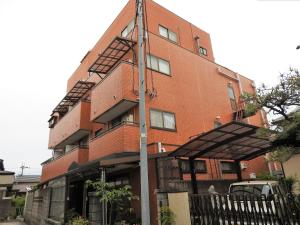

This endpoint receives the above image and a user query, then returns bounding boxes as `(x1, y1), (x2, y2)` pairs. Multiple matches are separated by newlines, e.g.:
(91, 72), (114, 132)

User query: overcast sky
(0, 0), (299, 175)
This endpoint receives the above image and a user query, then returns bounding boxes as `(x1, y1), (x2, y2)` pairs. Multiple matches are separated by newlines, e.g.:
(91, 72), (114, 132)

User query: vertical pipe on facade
(137, 0), (151, 224)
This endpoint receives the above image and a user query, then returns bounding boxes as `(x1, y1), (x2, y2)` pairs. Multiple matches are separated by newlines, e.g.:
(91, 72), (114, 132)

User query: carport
(169, 121), (273, 194)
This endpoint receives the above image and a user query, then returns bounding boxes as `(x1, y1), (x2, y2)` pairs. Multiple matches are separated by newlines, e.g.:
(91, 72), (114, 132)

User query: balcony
(89, 122), (140, 161)
(48, 101), (92, 149)
(91, 62), (138, 123)
(41, 146), (89, 182)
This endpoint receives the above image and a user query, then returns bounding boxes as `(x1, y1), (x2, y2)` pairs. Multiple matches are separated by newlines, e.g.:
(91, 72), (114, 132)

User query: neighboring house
(283, 148), (300, 194)
(13, 175), (40, 195)
(25, 1), (273, 224)
(0, 159), (15, 199)
(0, 159), (15, 218)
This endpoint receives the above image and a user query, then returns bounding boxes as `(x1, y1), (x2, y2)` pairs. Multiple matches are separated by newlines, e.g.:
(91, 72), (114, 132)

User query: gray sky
(0, 0), (299, 175)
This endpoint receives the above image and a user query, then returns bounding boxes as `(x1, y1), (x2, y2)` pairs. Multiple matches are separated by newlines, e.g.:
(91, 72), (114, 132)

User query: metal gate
(190, 194), (300, 225)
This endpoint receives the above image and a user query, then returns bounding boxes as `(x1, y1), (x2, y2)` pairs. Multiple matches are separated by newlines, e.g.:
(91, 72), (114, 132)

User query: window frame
(227, 85), (238, 111)
(199, 46), (208, 56)
(146, 54), (171, 76)
(121, 19), (135, 38)
(220, 161), (237, 174)
(180, 159), (207, 174)
(150, 108), (177, 131)
(158, 25), (178, 43)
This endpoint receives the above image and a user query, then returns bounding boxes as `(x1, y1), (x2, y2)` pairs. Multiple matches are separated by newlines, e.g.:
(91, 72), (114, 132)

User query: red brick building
(40, 0), (270, 224)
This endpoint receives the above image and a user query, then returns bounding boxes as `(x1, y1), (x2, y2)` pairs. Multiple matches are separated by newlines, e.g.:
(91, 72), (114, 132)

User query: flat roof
(169, 121), (272, 161)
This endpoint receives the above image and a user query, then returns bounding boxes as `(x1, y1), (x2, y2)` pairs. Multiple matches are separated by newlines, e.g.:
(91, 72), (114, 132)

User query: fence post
(189, 158), (198, 194)
(235, 161), (242, 181)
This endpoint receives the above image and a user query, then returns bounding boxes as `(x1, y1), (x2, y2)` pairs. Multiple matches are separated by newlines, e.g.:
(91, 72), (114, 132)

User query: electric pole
(137, 0), (151, 224)
(20, 163), (29, 176)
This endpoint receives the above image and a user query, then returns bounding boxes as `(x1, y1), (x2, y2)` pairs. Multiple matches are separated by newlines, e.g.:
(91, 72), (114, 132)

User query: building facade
(38, 0), (270, 224)
(0, 159), (15, 219)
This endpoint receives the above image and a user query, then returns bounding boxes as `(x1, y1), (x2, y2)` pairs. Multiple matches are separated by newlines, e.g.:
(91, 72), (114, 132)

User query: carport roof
(169, 121), (273, 161)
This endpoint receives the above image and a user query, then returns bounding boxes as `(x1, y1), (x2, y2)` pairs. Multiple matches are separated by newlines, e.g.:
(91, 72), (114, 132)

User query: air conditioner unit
(240, 162), (248, 170)
(157, 142), (166, 153)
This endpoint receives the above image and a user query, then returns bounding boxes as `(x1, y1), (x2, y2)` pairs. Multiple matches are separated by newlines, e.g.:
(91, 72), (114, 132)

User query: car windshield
(229, 184), (272, 197)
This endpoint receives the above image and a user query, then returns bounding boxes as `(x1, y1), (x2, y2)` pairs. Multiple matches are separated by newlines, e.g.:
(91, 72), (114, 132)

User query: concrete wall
(283, 153), (300, 194)
(0, 174), (14, 186)
(168, 192), (191, 225)
(0, 198), (12, 219)
(24, 177), (66, 225)
(88, 192), (106, 225)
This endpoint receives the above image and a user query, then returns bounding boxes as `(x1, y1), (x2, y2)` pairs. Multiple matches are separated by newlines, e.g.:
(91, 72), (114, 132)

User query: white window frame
(121, 19), (135, 38)
(199, 47), (207, 56)
(146, 54), (171, 75)
(150, 109), (176, 131)
(159, 25), (177, 43)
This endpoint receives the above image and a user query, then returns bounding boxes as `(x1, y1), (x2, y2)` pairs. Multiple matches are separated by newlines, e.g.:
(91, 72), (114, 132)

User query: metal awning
(88, 36), (136, 76)
(52, 81), (95, 116)
(169, 121), (273, 161)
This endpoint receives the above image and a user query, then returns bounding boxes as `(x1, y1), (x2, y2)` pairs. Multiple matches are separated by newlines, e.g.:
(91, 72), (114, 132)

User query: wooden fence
(190, 194), (300, 225)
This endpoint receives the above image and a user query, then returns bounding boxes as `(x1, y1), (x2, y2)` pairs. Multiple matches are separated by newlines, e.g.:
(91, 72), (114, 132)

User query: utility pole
(137, 0), (151, 224)
(20, 163), (29, 176)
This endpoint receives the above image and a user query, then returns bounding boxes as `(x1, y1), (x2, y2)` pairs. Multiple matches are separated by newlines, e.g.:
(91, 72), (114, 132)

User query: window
(180, 159), (207, 173)
(111, 111), (134, 128)
(121, 19), (135, 37)
(146, 54), (170, 75)
(95, 128), (103, 137)
(150, 109), (176, 130)
(221, 161), (236, 173)
(199, 47), (207, 56)
(214, 120), (222, 128)
(159, 25), (177, 43)
(227, 85), (237, 111)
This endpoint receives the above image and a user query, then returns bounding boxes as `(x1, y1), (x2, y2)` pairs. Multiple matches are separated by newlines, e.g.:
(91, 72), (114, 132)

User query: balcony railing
(48, 101), (92, 149)
(90, 62), (139, 123)
(89, 122), (140, 161)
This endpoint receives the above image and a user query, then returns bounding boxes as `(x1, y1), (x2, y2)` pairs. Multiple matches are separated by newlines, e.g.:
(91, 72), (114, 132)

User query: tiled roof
(15, 175), (40, 183)
(0, 171), (15, 175)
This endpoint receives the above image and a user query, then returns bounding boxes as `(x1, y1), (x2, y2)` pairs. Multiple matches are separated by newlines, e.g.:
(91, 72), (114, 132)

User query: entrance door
(68, 180), (84, 216)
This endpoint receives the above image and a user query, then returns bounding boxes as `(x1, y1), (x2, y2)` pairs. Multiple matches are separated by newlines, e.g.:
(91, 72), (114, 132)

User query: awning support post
(189, 158), (198, 194)
(235, 161), (242, 181)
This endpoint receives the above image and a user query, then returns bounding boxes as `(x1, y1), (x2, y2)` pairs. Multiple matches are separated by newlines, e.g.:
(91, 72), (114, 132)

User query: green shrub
(160, 206), (175, 225)
(257, 171), (277, 181)
(11, 195), (26, 216)
(67, 216), (88, 225)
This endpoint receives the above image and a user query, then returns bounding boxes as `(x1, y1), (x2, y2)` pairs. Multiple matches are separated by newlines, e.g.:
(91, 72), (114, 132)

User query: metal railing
(190, 193), (300, 225)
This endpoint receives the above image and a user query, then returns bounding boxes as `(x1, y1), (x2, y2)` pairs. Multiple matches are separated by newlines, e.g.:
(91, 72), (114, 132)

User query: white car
(229, 180), (283, 197)
(225, 180), (283, 214)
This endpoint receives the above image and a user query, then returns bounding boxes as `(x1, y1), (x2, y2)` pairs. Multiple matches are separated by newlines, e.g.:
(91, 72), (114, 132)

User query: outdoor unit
(157, 142), (166, 153)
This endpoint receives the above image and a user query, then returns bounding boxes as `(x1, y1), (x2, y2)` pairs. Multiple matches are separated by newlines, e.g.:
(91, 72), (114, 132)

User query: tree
(86, 180), (139, 225)
(242, 68), (300, 161)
